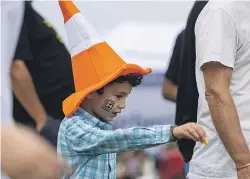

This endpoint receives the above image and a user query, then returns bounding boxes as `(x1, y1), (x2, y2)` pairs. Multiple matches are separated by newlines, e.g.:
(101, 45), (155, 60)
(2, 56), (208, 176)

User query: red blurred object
(158, 148), (185, 179)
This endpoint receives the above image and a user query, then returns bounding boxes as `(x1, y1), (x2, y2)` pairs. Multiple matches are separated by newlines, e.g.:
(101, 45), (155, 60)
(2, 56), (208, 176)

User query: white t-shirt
(1, 1), (24, 123)
(188, 1), (250, 179)
(1, 1), (24, 178)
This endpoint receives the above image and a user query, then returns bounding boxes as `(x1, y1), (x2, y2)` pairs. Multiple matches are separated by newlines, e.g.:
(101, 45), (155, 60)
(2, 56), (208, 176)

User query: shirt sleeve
(13, 2), (33, 62)
(64, 117), (171, 156)
(164, 31), (183, 86)
(195, 8), (237, 69)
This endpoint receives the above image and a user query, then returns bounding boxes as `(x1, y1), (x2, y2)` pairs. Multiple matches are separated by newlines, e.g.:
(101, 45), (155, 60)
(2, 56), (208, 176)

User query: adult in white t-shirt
(1, 1), (24, 123)
(188, 1), (250, 179)
(1, 1), (69, 178)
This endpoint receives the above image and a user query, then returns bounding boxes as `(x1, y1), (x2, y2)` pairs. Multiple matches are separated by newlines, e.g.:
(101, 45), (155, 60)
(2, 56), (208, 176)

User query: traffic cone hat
(59, 0), (152, 117)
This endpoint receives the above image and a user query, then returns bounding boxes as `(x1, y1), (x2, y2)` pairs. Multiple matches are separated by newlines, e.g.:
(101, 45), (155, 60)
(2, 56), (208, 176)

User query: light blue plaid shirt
(57, 108), (172, 179)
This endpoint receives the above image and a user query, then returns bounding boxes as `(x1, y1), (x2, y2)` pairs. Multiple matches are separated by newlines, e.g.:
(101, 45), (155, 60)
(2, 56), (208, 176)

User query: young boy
(57, 1), (207, 179)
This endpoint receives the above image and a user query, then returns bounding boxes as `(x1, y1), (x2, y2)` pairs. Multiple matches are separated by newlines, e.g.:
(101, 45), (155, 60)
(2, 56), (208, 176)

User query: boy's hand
(172, 122), (207, 143)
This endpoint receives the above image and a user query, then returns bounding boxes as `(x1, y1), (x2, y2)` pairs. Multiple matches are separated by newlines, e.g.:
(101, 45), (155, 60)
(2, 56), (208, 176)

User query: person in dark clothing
(175, 1), (208, 163)
(11, 1), (75, 147)
(162, 30), (184, 102)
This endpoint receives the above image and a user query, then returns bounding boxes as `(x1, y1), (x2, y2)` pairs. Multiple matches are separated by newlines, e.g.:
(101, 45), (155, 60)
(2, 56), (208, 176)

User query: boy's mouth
(112, 112), (120, 117)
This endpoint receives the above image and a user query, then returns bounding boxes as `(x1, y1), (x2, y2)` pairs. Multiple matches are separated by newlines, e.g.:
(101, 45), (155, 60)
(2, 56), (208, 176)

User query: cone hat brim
(63, 63), (151, 117)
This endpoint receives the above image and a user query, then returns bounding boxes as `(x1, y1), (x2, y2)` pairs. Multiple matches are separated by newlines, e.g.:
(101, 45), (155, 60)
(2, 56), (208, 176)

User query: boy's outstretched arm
(63, 117), (206, 156)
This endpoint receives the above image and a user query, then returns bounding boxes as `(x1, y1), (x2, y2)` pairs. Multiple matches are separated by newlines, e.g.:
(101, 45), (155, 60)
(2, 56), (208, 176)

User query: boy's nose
(119, 102), (126, 109)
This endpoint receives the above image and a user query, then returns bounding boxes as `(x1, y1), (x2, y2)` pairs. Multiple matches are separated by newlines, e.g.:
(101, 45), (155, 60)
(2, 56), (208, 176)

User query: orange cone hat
(59, 0), (152, 117)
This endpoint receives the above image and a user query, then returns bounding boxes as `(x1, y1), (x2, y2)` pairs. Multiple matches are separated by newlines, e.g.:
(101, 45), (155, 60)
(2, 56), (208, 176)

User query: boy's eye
(116, 95), (123, 99)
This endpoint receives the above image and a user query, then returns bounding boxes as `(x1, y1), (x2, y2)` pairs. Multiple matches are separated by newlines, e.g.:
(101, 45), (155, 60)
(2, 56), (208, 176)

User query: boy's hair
(96, 73), (143, 95)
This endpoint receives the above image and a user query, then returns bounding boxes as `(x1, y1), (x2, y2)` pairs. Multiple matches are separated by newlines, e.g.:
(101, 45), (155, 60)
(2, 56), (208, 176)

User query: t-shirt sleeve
(165, 31), (183, 85)
(13, 3), (33, 62)
(195, 8), (237, 69)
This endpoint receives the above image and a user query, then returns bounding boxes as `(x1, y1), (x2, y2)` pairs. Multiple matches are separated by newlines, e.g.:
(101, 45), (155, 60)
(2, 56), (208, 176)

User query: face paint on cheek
(101, 99), (115, 112)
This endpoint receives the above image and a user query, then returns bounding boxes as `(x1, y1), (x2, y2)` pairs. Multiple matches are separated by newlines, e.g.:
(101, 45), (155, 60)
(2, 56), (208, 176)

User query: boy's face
(91, 82), (132, 121)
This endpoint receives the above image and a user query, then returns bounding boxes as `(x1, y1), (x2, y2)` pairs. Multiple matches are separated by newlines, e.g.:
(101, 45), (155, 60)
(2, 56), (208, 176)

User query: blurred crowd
(116, 144), (185, 179)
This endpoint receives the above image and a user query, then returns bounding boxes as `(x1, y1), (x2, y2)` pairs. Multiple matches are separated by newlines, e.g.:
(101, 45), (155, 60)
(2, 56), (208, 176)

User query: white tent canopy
(106, 21), (184, 71)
